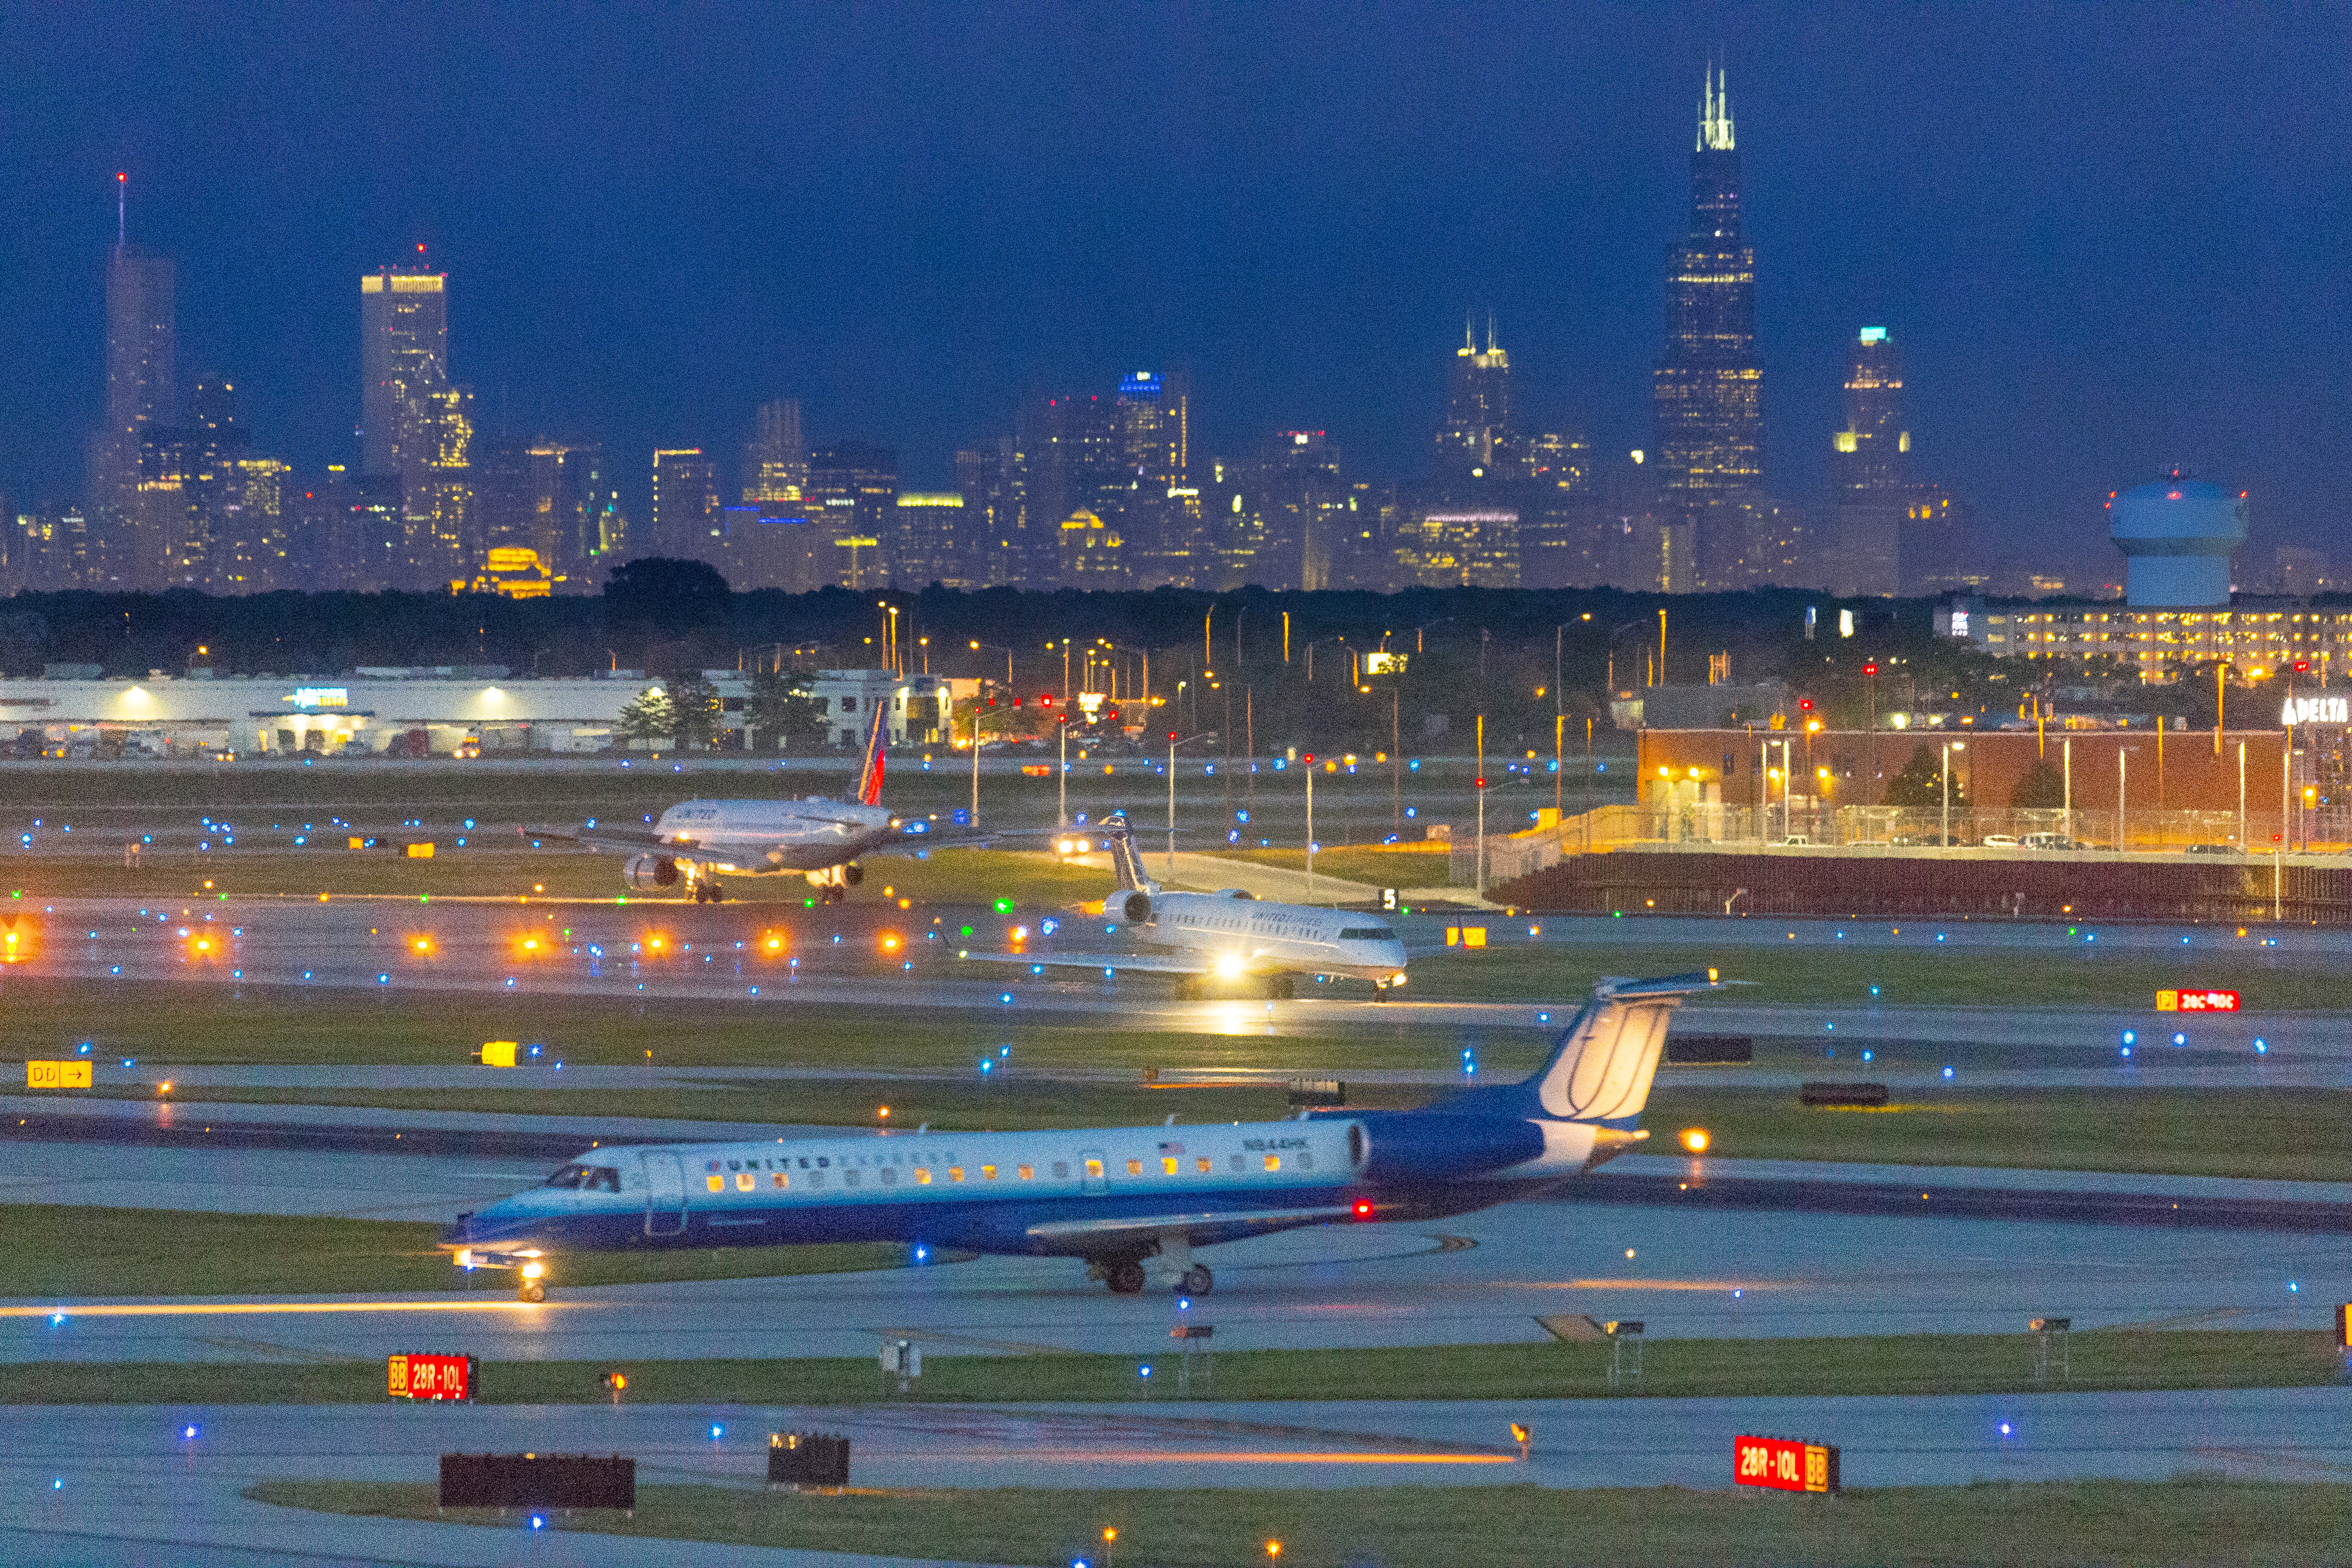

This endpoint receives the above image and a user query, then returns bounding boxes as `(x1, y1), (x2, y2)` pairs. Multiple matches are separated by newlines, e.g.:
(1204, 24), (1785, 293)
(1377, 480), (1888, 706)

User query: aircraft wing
(1025, 1205), (1355, 1240)
(519, 823), (671, 856)
(956, 950), (1275, 978)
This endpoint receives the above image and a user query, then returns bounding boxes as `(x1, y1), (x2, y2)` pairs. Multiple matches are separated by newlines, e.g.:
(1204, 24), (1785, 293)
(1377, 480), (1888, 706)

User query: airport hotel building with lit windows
(1942, 599), (2352, 681)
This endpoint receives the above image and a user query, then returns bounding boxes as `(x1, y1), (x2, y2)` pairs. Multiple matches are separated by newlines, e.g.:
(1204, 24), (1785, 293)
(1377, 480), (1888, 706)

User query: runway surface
(7, 897), (2350, 1077)
(6, 1386), (2352, 1566)
(11, 1183), (2348, 1365)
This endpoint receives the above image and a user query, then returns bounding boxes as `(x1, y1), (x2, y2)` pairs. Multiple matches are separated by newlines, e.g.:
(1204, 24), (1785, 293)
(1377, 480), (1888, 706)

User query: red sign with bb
(388, 1352), (473, 1402)
(1735, 1434), (1838, 1493)
(2156, 990), (2239, 1012)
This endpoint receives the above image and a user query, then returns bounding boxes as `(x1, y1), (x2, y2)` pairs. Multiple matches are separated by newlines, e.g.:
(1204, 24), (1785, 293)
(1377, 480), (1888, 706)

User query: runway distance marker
(388, 1352), (474, 1402)
(1735, 1433), (1838, 1494)
(2156, 989), (2239, 1012)
(25, 1060), (91, 1090)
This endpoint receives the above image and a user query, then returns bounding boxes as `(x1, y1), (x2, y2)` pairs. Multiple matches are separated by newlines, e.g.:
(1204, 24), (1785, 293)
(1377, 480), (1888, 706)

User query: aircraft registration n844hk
(446, 970), (1723, 1300)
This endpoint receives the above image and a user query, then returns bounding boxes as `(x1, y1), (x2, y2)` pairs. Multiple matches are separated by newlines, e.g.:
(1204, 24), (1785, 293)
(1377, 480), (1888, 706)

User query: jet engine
(624, 854), (679, 890)
(1119, 890), (1153, 924)
(841, 862), (863, 886)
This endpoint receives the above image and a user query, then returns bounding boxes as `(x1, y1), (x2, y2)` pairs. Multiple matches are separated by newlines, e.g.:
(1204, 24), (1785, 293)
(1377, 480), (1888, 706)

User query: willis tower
(1652, 63), (1765, 588)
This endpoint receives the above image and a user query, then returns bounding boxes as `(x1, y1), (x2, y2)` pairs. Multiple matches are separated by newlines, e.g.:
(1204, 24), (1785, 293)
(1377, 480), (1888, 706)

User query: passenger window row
(691, 1143), (1315, 1195)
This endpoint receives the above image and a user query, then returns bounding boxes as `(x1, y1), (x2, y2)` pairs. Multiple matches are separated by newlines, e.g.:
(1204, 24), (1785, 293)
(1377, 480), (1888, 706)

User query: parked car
(1980, 833), (2021, 848)
(2185, 843), (2240, 855)
(2019, 832), (2082, 850)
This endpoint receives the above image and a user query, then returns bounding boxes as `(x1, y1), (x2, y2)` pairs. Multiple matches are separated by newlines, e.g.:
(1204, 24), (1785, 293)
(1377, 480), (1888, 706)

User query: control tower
(2107, 470), (2246, 607)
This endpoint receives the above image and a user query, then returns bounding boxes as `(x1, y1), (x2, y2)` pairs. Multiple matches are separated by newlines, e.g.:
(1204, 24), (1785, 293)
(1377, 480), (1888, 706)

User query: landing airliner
(526, 707), (903, 902)
(445, 970), (1717, 1299)
(965, 815), (1411, 999)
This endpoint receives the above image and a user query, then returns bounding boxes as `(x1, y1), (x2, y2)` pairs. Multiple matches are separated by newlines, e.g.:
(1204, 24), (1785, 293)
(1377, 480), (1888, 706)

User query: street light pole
(1058, 718), (1068, 828)
(970, 706), (981, 825)
(1475, 715), (1487, 903)
(1305, 756), (1316, 906)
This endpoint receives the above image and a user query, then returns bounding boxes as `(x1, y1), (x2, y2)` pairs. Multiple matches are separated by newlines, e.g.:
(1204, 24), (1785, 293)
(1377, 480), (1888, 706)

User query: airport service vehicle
(970, 814), (1411, 999)
(525, 708), (905, 902)
(445, 970), (1719, 1299)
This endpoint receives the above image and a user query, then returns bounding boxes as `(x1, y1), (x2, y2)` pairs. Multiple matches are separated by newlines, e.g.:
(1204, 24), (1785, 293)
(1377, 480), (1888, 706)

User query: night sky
(2, 3), (2346, 581)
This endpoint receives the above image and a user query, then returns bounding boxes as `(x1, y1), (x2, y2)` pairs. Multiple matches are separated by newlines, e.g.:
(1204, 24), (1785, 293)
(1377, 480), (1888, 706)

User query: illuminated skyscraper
(1435, 321), (1513, 479)
(742, 399), (806, 503)
(651, 449), (720, 563)
(360, 260), (448, 479)
(89, 176), (175, 588)
(1653, 64), (1764, 585)
(805, 442), (897, 588)
(1829, 328), (1908, 596)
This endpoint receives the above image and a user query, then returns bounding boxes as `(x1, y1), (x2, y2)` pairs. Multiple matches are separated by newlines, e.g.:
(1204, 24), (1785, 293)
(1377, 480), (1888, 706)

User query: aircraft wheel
(1180, 1264), (1213, 1295)
(519, 1279), (546, 1303)
(1107, 1261), (1148, 1295)
(1372, 983), (1389, 1004)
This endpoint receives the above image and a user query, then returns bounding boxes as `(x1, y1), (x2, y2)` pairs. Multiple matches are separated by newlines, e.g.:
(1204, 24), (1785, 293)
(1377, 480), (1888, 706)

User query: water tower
(2107, 470), (2246, 607)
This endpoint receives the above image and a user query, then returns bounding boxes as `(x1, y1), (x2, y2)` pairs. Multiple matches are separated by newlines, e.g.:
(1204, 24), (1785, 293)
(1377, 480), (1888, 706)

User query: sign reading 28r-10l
(1735, 1434), (1838, 1493)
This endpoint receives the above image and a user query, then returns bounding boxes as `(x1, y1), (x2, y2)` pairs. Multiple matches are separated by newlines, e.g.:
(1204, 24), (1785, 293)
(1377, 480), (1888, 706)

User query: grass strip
(241, 1478), (2352, 1566)
(9, 1330), (2342, 1406)
(0, 1205), (915, 1299)
(1642, 1085), (2352, 1185)
(32, 1073), (2352, 1181)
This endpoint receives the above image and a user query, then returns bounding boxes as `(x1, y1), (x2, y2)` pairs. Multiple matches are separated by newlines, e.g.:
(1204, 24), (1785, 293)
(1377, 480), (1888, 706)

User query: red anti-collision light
(1352, 1199), (1373, 1219)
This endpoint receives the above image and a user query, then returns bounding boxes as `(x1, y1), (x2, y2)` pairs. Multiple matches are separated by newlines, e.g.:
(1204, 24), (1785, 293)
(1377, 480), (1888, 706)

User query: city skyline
(0, 7), (2346, 590)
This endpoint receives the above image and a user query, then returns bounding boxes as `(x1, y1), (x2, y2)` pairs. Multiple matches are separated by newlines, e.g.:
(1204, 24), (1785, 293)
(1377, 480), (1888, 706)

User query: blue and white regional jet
(445, 970), (1720, 1300)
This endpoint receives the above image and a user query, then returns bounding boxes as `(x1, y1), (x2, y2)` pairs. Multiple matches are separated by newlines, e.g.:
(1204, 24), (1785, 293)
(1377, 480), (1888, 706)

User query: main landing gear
(687, 877), (726, 904)
(1091, 1259), (1213, 1296)
(808, 862), (864, 905)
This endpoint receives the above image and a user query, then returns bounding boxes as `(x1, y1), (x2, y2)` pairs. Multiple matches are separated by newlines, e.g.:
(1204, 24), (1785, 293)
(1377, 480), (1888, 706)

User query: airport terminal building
(0, 667), (965, 759)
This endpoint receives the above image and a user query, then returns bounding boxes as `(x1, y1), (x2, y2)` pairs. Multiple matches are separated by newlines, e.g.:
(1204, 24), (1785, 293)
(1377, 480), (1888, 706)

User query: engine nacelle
(841, 862), (864, 886)
(1120, 890), (1153, 924)
(624, 854), (679, 890)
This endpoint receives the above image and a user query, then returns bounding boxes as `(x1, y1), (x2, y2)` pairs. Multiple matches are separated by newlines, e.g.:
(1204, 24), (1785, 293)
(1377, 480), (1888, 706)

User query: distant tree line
(3, 559), (2015, 755)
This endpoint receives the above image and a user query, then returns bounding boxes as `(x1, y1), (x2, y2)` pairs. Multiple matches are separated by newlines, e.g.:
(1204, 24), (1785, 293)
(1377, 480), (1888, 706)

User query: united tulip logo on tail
(857, 706), (887, 806)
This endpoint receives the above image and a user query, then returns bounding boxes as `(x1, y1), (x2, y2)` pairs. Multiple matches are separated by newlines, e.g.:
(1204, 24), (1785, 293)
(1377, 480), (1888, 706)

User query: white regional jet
(526, 707), (907, 903)
(965, 815), (1412, 1000)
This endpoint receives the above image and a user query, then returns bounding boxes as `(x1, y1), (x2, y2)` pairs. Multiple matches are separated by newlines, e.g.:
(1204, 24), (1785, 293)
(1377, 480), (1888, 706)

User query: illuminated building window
(1126, 1158), (1144, 1176)
(1085, 1159), (1104, 1181)
(735, 1171), (754, 1191)
(1263, 1154), (1282, 1172)
(706, 1175), (723, 1192)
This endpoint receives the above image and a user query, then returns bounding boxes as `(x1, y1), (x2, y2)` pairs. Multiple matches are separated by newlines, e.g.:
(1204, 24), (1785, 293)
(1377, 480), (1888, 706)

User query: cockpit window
(1338, 926), (1397, 941)
(544, 1163), (620, 1192)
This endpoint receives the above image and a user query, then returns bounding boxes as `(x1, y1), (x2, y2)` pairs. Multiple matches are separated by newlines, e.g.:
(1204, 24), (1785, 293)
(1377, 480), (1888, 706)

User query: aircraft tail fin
(1520, 972), (1721, 1124)
(1099, 813), (1151, 892)
(854, 704), (887, 806)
